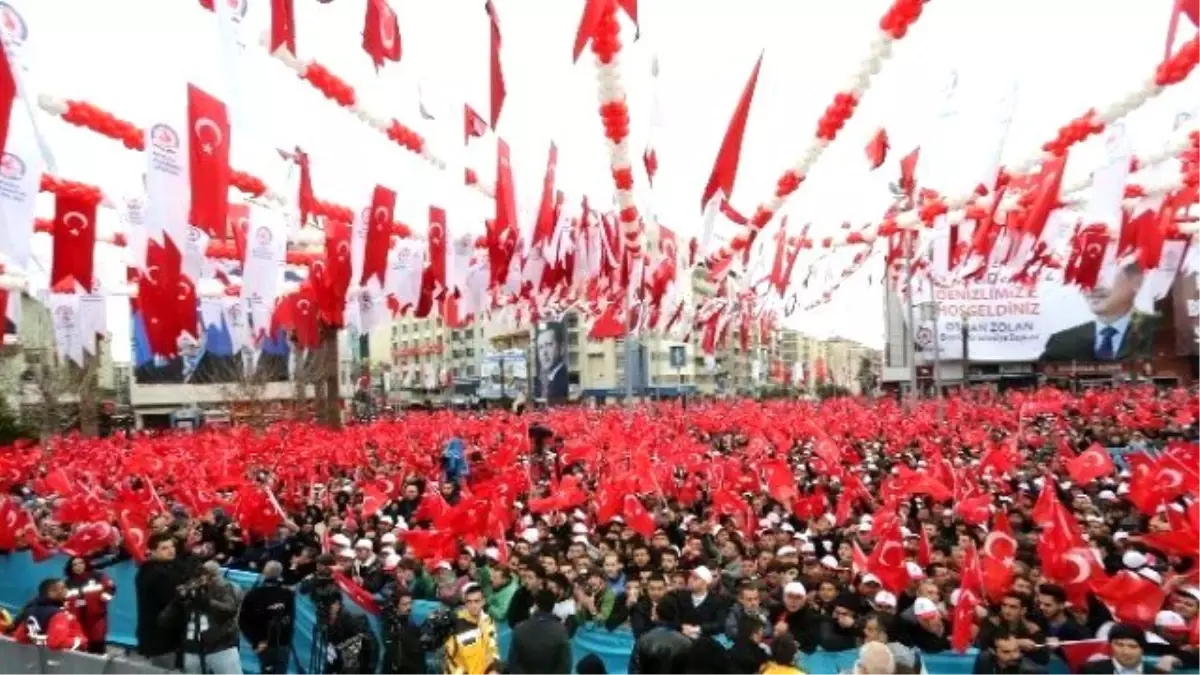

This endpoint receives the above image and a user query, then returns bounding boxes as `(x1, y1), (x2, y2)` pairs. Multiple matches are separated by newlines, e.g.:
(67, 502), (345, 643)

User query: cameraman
(240, 561), (295, 674)
(162, 561), (243, 674)
(320, 594), (378, 674)
(382, 589), (425, 673)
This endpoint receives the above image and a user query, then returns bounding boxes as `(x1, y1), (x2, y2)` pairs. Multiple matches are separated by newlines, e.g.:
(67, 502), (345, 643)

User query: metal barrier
(0, 638), (171, 675)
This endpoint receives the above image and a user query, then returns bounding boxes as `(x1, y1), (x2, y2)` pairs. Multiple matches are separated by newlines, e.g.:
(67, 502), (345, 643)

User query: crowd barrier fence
(0, 636), (170, 674)
(1, 552), (1193, 674)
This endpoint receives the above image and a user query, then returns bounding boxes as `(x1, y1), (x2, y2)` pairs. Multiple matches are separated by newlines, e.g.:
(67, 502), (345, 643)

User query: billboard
(1173, 269), (1198, 356)
(899, 241), (1190, 363)
(478, 349), (527, 400)
(533, 320), (569, 402)
(132, 310), (291, 384)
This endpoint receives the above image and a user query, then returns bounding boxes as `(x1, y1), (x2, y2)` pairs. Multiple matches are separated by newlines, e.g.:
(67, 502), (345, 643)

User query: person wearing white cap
(679, 566), (724, 638)
(1173, 586), (1200, 625)
(330, 533), (351, 550)
(1122, 550), (1148, 571)
(351, 539), (383, 592)
(909, 597), (952, 653)
(770, 581), (811, 647)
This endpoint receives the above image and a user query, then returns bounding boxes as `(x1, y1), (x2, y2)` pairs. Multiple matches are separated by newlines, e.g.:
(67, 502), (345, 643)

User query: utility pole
(904, 231), (918, 406)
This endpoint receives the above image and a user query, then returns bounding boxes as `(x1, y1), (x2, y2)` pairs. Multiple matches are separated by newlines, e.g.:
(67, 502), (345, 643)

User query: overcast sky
(18, 0), (1196, 360)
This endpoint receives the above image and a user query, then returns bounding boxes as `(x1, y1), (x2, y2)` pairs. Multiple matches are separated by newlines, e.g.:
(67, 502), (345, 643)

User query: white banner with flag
(241, 205), (286, 341)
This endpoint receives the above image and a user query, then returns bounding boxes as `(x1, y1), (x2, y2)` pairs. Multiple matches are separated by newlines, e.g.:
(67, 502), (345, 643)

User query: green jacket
(485, 578), (518, 622)
(577, 588), (615, 624)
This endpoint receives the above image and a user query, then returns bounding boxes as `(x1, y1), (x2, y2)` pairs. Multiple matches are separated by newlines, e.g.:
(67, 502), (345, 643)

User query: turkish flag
(187, 84), (231, 238)
(269, 0), (296, 56)
(1065, 444), (1115, 484)
(485, 0), (506, 129)
(865, 128), (889, 169)
(531, 142), (558, 250)
(0, 42), (15, 157)
(464, 104), (489, 145)
(362, 0), (401, 70)
(1093, 570), (1166, 629)
(139, 238), (185, 357)
(118, 510), (148, 564)
(50, 192), (99, 291)
(701, 52), (762, 211)
(1065, 224), (1110, 290)
(361, 185), (396, 286)
(60, 522), (117, 559)
(360, 483), (387, 519)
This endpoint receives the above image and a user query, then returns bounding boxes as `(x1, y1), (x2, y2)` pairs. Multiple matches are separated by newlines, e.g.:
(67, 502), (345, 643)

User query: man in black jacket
(135, 533), (186, 669)
(381, 590), (425, 674)
(162, 561), (243, 674)
(674, 566), (727, 638)
(239, 561), (295, 674)
(506, 562), (544, 628)
(630, 573), (669, 638)
(322, 595), (379, 674)
(630, 595), (692, 674)
(508, 589), (573, 674)
(971, 628), (1048, 674)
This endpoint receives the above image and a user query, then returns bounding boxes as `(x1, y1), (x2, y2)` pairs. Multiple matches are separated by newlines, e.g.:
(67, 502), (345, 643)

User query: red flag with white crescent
(50, 191), (99, 291)
(701, 52), (763, 211)
(361, 185), (396, 286)
(362, 0), (401, 70)
(485, 1), (506, 129)
(187, 84), (231, 238)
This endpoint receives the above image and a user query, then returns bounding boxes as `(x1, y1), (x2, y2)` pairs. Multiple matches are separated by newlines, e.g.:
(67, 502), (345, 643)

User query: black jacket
(239, 579), (295, 649)
(816, 615), (862, 652)
(629, 598), (662, 639)
(325, 610), (378, 674)
(508, 611), (572, 674)
(135, 559), (185, 657)
(672, 590), (727, 637)
(165, 576), (242, 655)
(769, 605), (819, 653)
(381, 610), (425, 674)
(507, 587), (535, 628)
(629, 626), (692, 674)
(971, 651), (1048, 675)
(726, 639), (768, 674)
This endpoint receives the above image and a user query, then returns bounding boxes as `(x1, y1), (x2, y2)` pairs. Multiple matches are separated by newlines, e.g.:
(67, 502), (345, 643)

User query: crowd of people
(0, 384), (1197, 674)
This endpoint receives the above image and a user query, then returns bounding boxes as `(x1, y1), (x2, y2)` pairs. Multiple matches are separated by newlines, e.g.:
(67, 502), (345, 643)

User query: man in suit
(1040, 261), (1159, 361)
(535, 325), (568, 402)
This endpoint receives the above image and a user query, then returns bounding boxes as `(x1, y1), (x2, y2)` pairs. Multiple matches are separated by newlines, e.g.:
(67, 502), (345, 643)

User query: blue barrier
(0, 552), (1012, 674)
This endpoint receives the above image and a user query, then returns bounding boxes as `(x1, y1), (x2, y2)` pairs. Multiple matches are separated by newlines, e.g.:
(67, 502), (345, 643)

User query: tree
(857, 355), (878, 396)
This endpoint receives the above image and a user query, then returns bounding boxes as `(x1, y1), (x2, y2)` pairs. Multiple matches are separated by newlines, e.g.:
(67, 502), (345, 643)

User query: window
(465, 365), (476, 377)
(568, 353), (579, 367)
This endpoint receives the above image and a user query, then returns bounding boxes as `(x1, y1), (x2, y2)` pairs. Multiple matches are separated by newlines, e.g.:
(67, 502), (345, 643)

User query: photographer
(162, 560), (243, 674)
(320, 594), (379, 674)
(382, 589), (425, 673)
(239, 561), (295, 674)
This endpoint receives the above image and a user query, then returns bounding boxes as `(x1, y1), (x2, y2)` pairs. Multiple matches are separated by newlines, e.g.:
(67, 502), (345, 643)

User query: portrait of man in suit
(1039, 261), (1159, 362)
(535, 322), (568, 402)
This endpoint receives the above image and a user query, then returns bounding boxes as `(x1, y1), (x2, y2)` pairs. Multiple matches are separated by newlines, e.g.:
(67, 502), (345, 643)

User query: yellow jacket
(443, 608), (499, 674)
(761, 662), (805, 675)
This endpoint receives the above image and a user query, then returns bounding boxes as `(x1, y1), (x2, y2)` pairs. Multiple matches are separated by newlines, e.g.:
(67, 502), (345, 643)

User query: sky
(16, 0), (1198, 361)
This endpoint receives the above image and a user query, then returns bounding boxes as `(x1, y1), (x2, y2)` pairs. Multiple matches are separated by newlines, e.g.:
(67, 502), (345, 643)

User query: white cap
(331, 534), (351, 548)
(1098, 490), (1117, 501)
(858, 522), (872, 533)
(382, 554), (401, 570)
(337, 548), (355, 559)
(800, 542), (816, 554)
(572, 509), (587, 520)
(380, 545), (395, 556)
(1117, 483), (1131, 495)
(572, 535), (589, 545)
(777, 545), (797, 557)
(1138, 567), (1163, 585)
(1179, 586), (1200, 603)
(691, 566), (714, 584)
(784, 581), (807, 596)
(905, 561), (926, 579)
(395, 517), (409, 531)
(611, 515), (625, 524)
(572, 522), (589, 535)
(767, 512), (782, 525)
(874, 591), (897, 608)
(379, 515), (394, 524)
(781, 523), (795, 533)
(1156, 610), (1187, 632)
(861, 573), (882, 586)
(435, 560), (452, 571)
(1122, 551), (1148, 570)
(355, 538), (373, 550)
(900, 527), (916, 539)
(913, 597), (940, 619)
(1113, 531), (1130, 542)
(380, 532), (397, 545)
(521, 528), (540, 544)
(484, 547), (501, 562)
(820, 555), (841, 570)
(942, 509), (953, 517)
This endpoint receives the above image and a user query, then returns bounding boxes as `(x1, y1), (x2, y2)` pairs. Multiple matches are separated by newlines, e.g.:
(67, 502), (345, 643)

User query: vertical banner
(534, 320), (568, 403)
(1174, 270), (1198, 356)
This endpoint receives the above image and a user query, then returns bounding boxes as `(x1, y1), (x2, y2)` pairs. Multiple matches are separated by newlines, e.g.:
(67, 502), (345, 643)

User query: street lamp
(918, 300), (943, 421)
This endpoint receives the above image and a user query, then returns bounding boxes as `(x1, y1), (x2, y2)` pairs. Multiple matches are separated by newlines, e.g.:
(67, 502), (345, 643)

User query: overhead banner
(898, 242), (1189, 363)
(534, 320), (569, 402)
(132, 309), (290, 384)
(478, 349), (527, 400)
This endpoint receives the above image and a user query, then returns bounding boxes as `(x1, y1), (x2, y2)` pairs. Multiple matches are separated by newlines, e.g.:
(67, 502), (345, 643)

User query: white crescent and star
(1063, 550), (1092, 585)
(62, 211), (90, 237)
(380, 13), (396, 50)
(373, 206), (391, 231)
(1157, 468), (1184, 491)
(194, 117), (224, 155)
